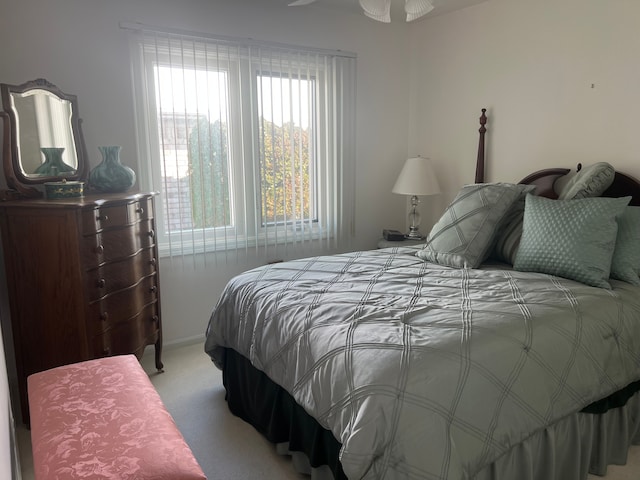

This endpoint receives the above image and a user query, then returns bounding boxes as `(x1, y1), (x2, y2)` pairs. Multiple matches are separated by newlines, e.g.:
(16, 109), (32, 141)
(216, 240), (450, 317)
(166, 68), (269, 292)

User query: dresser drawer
(81, 220), (155, 267)
(85, 247), (157, 301)
(82, 197), (153, 234)
(91, 303), (160, 358)
(87, 274), (159, 335)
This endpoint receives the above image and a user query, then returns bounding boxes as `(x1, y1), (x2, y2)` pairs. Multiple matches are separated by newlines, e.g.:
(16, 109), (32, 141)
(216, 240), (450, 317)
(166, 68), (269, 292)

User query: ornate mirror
(1, 78), (89, 199)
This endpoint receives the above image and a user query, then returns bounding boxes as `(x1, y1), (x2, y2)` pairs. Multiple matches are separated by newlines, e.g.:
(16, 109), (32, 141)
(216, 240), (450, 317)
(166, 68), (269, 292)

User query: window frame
(127, 26), (357, 258)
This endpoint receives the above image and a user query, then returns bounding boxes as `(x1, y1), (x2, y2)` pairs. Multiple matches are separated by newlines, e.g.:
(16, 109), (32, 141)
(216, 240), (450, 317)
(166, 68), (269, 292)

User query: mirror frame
(0, 78), (89, 199)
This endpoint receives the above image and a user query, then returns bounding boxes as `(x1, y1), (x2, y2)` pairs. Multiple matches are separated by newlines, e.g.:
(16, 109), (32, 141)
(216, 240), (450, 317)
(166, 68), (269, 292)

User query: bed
(204, 109), (640, 480)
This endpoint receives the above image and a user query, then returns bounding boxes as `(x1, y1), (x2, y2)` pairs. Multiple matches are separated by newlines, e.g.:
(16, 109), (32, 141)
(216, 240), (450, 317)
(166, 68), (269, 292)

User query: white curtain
(125, 23), (356, 264)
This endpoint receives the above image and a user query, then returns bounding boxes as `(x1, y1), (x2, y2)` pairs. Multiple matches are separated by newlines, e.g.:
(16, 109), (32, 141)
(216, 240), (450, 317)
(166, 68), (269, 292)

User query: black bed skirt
(221, 347), (640, 479)
(222, 348), (348, 480)
(582, 379), (640, 413)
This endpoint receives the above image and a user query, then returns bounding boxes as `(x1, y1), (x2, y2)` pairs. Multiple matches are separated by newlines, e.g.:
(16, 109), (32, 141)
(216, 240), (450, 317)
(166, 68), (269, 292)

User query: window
(127, 26), (356, 259)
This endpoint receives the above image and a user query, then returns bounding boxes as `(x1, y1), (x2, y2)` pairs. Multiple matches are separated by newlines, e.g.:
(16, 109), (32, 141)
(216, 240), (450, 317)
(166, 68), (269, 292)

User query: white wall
(408, 0), (640, 223)
(0, 0), (413, 345)
(0, 324), (19, 479)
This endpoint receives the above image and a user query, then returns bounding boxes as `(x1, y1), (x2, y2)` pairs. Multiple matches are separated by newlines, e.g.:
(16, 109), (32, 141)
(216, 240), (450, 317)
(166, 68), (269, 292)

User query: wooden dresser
(0, 192), (163, 423)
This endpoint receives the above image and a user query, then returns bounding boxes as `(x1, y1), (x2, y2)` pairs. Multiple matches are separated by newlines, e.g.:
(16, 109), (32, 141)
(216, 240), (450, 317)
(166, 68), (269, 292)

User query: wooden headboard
(474, 109), (640, 206)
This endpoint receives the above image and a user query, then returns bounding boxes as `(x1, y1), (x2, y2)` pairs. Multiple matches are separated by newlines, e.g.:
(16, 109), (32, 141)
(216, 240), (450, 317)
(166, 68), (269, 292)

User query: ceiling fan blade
(359, 0), (391, 23)
(288, 0), (318, 5)
(405, 0), (434, 21)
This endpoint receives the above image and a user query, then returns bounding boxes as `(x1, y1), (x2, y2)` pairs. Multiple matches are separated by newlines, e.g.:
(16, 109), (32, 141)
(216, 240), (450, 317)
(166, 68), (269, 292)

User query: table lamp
(392, 156), (441, 239)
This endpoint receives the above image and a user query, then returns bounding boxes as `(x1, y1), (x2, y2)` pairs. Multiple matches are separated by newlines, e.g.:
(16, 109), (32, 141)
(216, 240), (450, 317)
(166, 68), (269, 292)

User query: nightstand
(377, 238), (426, 249)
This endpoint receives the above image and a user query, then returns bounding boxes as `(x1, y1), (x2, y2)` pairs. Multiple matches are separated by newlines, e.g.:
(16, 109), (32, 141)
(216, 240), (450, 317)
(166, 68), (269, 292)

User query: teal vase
(89, 146), (136, 193)
(34, 147), (75, 176)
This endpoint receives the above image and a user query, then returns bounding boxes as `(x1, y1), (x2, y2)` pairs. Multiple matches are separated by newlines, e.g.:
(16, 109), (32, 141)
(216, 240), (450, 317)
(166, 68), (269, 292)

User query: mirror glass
(1, 78), (88, 198)
(10, 89), (78, 176)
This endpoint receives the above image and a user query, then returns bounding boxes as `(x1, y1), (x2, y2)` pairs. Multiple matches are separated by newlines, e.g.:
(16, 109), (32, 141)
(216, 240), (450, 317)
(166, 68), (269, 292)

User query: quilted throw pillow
(416, 183), (526, 268)
(556, 162), (615, 200)
(513, 194), (631, 289)
(610, 207), (640, 286)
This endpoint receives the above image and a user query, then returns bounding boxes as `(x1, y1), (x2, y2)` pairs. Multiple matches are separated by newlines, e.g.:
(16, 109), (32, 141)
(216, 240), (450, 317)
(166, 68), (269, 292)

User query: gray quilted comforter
(204, 246), (640, 479)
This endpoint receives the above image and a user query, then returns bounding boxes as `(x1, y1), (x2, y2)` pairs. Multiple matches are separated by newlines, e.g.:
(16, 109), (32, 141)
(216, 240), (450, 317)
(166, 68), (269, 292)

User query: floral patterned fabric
(28, 355), (206, 480)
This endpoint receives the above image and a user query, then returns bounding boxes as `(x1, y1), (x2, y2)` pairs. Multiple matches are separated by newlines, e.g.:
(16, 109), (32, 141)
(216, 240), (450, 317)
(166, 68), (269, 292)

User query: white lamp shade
(392, 156), (441, 196)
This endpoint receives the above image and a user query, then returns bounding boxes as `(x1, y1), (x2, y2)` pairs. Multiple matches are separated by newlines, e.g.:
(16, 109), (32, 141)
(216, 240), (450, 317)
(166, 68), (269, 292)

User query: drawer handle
(150, 285), (157, 293)
(97, 214), (109, 222)
(136, 207), (144, 215)
(100, 312), (109, 322)
(152, 315), (159, 323)
(95, 245), (104, 254)
(97, 278), (106, 288)
(150, 258), (157, 266)
(148, 230), (155, 239)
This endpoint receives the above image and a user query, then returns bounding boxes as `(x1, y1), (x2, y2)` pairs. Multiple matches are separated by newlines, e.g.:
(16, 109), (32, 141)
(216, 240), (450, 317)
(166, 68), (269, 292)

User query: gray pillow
(556, 162), (615, 200)
(513, 194), (631, 289)
(610, 207), (640, 286)
(492, 185), (536, 265)
(416, 183), (527, 268)
(492, 213), (524, 265)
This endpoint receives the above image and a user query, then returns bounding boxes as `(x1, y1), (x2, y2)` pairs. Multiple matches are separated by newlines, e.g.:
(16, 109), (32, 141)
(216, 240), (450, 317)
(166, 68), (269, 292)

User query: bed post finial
(475, 108), (487, 184)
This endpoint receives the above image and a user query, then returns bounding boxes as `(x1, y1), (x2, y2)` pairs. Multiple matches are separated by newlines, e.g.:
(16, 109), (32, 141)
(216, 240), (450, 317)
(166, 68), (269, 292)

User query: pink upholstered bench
(27, 355), (206, 480)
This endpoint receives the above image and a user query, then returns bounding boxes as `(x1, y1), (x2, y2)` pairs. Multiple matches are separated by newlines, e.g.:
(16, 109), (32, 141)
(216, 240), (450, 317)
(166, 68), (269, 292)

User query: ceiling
(275, 0), (489, 22)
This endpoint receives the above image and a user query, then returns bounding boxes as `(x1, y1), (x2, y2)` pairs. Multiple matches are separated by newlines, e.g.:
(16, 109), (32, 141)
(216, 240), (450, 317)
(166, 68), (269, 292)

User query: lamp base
(405, 234), (425, 240)
(404, 225), (426, 240)
(405, 196), (425, 240)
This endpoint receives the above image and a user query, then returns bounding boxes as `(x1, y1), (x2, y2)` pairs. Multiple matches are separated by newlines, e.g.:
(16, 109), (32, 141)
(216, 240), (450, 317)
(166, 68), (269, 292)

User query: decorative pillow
(556, 162), (615, 200)
(492, 185), (536, 265)
(610, 207), (640, 285)
(513, 195), (631, 288)
(416, 183), (528, 268)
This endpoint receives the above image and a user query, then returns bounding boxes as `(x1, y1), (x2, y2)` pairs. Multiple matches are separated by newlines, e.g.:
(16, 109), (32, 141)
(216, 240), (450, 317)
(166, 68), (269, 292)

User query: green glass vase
(34, 147), (75, 176)
(89, 146), (136, 193)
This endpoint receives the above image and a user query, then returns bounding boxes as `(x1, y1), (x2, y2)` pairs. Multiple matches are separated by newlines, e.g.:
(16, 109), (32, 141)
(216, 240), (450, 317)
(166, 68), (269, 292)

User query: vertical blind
(125, 23), (356, 263)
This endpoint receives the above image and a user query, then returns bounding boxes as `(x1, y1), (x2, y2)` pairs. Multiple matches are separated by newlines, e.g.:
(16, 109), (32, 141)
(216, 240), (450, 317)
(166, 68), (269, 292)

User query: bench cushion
(28, 355), (206, 479)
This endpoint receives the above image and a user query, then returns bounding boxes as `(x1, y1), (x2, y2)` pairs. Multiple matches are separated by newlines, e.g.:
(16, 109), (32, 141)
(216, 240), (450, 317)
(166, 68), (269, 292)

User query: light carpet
(17, 340), (640, 479)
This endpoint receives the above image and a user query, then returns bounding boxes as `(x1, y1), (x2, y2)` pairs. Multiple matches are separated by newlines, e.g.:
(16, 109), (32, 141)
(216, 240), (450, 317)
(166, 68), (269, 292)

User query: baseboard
(142, 334), (206, 361)
(166, 334), (206, 349)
